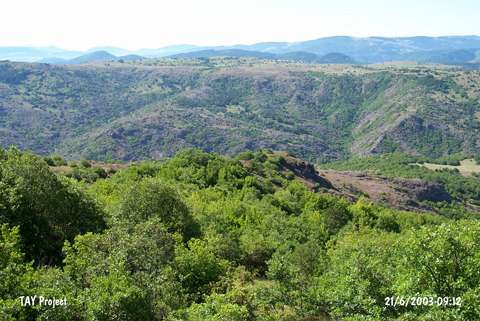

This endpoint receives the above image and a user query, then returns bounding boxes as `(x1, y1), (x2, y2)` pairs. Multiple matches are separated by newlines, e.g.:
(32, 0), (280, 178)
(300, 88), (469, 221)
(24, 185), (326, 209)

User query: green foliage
(2, 61), (479, 162)
(0, 148), (105, 264)
(80, 159), (92, 168)
(1, 149), (479, 320)
(114, 178), (199, 239)
(311, 221), (480, 321)
(175, 239), (230, 302)
(183, 293), (249, 321)
(322, 153), (480, 215)
(314, 229), (399, 320)
(44, 155), (67, 166)
(0, 224), (35, 319)
(66, 165), (109, 183)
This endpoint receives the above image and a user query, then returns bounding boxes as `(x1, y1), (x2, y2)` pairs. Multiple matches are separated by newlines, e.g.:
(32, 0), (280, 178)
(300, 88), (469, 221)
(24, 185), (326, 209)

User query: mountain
(241, 36), (480, 63)
(169, 49), (356, 64)
(316, 52), (356, 64)
(0, 46), (82, 62)
(1, 59), (479, 162)
(417, 48), (480, 65)
(169, 49), (276, 59)
(162, 36), (480, 64)
(135, 44), (203, 57)
(39, 51), (146, 64)
(86, 46), (131, 56)
(3, 36), (480, 64)
(170, 36), (479, 63)
(116, 54), (145, 62)
(68, 50), (117, 64)
(276, 51), (319, 62)
(37, 57), (70, 64)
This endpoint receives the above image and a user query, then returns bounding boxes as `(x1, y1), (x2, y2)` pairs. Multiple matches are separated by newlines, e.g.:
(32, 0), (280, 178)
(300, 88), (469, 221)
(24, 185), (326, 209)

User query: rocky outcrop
(276, 153), (334, 191)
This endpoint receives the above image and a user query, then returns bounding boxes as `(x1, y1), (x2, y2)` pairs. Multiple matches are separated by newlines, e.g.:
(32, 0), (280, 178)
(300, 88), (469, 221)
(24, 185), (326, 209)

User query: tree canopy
(1, 148), (479, 320)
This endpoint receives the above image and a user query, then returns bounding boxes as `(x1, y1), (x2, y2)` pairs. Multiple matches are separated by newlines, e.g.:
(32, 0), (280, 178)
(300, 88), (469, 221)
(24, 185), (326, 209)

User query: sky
(2, 0), (479, 50)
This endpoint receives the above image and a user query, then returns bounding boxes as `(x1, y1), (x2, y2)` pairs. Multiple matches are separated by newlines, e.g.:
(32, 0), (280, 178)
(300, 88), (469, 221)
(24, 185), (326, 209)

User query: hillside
(248, 151), (466, 214)
(169, 49), (356, 64)
(0, 59), (480, 162)
(320, 153), (480, 215)
(2, 147), (479, 320)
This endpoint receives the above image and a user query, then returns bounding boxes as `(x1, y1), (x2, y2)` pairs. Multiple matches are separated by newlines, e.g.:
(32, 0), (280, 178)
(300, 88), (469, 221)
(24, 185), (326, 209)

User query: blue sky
(3, 0), (479, 50)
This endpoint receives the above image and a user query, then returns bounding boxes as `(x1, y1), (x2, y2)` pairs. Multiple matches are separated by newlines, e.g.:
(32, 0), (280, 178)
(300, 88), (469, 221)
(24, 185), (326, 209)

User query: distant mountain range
(34, 49), (355, 65)
(169, 49), (356, 64)
(1, 36), (480, 65)
(37, 51), (145, 64)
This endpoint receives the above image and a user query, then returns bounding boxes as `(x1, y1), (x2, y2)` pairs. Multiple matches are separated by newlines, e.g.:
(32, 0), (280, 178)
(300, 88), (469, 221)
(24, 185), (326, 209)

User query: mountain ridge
(38, 50), (146, 64)
(2, 35), (480, 65)
(168, 49), (356, 64)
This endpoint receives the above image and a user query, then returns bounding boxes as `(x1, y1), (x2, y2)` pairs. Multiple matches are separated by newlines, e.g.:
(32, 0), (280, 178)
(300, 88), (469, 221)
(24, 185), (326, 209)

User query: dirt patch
(318, 169), (452, 212)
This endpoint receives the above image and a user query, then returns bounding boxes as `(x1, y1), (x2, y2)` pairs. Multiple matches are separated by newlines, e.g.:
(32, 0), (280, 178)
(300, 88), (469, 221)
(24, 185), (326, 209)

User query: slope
(0, 59), (479, 162)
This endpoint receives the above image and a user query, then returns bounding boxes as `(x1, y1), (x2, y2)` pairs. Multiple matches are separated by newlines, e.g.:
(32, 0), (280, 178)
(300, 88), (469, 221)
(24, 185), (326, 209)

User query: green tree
(0, 224), (35, 320)
(0, 148), (105, 264)
(114, 178), (199, 240)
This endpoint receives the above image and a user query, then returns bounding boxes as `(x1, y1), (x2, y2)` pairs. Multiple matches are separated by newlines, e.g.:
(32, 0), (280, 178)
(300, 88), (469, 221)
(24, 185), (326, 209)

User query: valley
(1, 56), (480, 321)
(2, 0), (480, 319)
(1, 59), (479, 163)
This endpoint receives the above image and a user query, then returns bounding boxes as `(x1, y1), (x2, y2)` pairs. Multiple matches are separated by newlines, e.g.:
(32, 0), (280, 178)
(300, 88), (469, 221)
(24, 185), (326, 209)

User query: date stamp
(384, 296), (461, 307)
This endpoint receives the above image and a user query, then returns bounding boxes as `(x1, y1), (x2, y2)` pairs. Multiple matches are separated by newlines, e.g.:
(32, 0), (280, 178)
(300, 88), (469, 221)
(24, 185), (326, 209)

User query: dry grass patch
(418, 159), (480, 176)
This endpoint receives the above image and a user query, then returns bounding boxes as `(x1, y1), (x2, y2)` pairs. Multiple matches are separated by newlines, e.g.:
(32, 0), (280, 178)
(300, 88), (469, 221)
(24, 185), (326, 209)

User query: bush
(80, 159), (92, 168)
(0, 148), (105, 264)
(114, 178), (199, 239)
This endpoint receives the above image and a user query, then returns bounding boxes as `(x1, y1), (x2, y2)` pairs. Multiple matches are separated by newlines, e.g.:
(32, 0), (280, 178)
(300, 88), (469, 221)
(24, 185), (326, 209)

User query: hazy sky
(3, 0), (479, 50)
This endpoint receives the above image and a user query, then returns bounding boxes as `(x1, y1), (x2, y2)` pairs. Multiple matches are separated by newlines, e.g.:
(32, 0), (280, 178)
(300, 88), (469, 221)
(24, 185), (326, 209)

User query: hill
(320, 152), (480, 214)
(169, 49), (356, 64)
(316, 52), (356, 63)
(170, 49), (276, 60)
(67, 50), (117, 64)
(0, 59), (479, 162)
(240, 35), (480, 63)
(151, 35), (480, 64)
(0, 46), (82, 62)
(2, 36), (480, 64)
(38, 51), (146, 64)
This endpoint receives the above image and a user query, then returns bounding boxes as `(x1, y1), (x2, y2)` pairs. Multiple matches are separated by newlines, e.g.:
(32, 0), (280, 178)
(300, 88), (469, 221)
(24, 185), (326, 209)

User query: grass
(417, 159), (480, 176)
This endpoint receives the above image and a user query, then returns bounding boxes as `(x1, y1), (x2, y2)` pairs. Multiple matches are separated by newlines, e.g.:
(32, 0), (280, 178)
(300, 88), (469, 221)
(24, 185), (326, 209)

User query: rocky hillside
(242, 151), (465, 214)
(319, 169), (453, 212)
(0, 59), (479, 162)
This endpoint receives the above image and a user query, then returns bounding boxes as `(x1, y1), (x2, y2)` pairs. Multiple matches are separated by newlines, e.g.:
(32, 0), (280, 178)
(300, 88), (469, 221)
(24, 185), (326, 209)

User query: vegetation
(321, 153), (480, 215)
(420, 159), (480, 176)
(1, 148), (479, 320)
(1, 60), (479, 163)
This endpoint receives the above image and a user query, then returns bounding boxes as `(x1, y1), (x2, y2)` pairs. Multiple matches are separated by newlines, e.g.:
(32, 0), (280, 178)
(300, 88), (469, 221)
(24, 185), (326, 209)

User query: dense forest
(1, 147), (479, 321)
